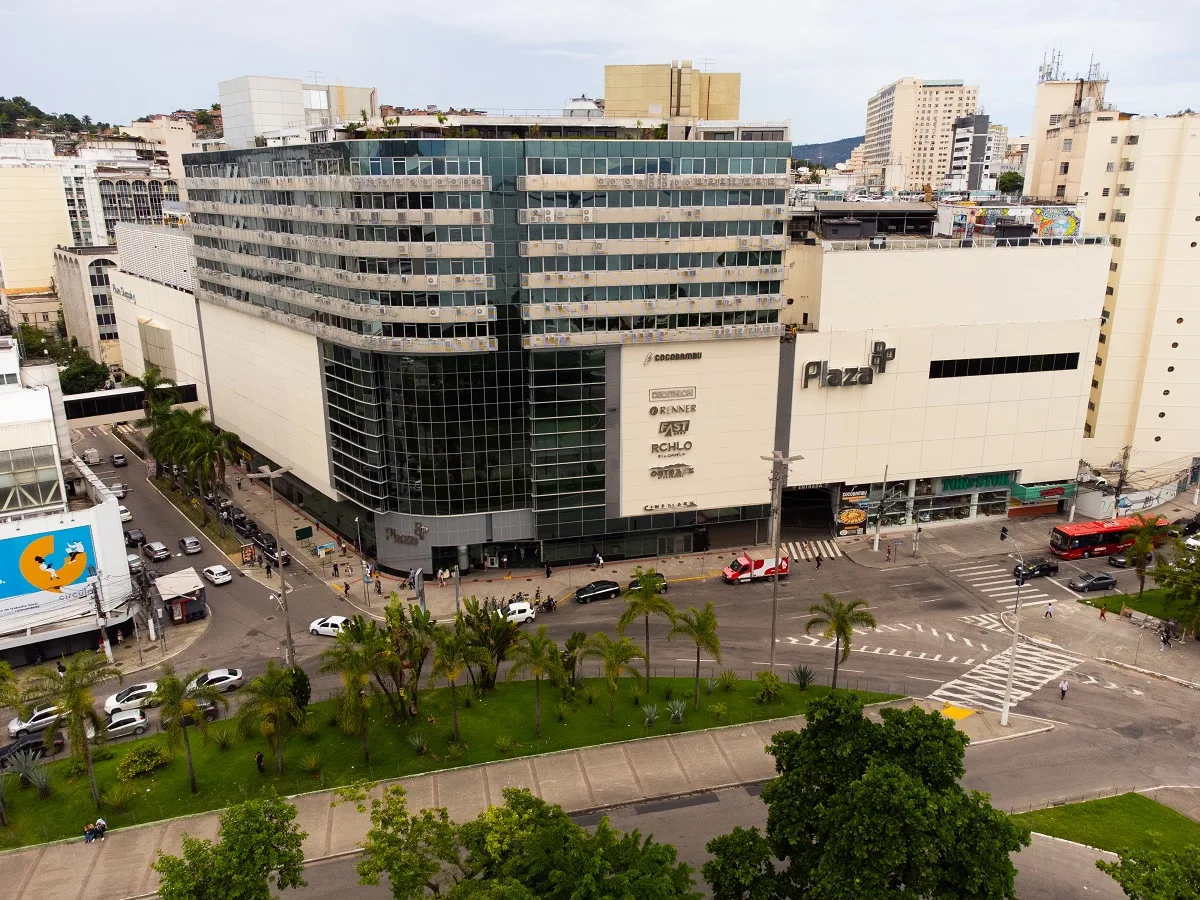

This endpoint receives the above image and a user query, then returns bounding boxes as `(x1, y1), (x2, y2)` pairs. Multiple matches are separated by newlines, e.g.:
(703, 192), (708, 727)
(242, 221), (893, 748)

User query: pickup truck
(722, 551), (789, 583)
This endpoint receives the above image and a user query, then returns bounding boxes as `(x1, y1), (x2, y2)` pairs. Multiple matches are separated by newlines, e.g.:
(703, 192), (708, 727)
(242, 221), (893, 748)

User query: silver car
(87, 709), (148, 742)
(179, 536), (202, 555)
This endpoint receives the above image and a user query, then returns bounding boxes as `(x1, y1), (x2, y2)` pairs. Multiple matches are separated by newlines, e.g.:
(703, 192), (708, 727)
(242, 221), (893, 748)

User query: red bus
(1048, 516), (1167, 559)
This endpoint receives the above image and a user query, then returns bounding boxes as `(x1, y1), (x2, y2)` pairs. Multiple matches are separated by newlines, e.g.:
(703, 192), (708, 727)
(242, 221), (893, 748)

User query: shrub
(29, 765), (51, 799)
(667, 699), (686, 725)
(642, 704), (658, 727)
(494, 736), (513, 755)
(755, 670), (784, 704)
(408, 730), (428, 756)
(705, 677), (716, 696)
(716, 669), (739, 692)
(297, 712), (321, 740)
(286, 666), (311, 712)
(92, 745), (116, 762)
(206, 722), (240, 750)
(791, 664), (816, 691)
(553, 701), (570, 723)
(447, 741), (467, 760)
(101, 781), (137, 811)
(663, 684), (675, 702)
(709, 702), (727, 723)
(582, 684), (596, 705)
(116, 743), (171, 781)
(8, 750), (40, 789)
(300, 753), (323, 777)
(631, 686), (646, 707)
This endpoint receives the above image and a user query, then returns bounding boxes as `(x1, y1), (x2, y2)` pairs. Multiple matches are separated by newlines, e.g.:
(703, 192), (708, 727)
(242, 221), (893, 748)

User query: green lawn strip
(149, 477), (242, 555)
(1077, 588), (1179, 621)
(1012, 793), (1200, 856)
(0, 678), (896, 849)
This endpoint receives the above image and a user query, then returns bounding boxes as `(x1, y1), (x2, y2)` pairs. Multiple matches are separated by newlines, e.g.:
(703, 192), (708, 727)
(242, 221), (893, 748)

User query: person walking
(1099, 603), (1108, 621)
(596, 554), (604, 569)
(332, 562), (339, 577)
(545, 562), (552, 579)
(500, 553), (508, 569)
(1044, 602), (1054, 619)
(255, 751), (265, 774)
(339, 538), (346, 557)
(235, 474), (242, 490)
(375, 577), (383, 596)
(1161, 629), (1172, 650)
(885, 545), (892, 562)
(264, 562), (273, 579)
(343, 581), (351, 598)
(814, 551), (822, 570)
(1059, 679), (1069, 700)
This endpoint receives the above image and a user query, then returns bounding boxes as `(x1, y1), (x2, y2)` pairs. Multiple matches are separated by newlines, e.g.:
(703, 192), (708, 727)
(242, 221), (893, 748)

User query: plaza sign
(802, 341), (896, 389)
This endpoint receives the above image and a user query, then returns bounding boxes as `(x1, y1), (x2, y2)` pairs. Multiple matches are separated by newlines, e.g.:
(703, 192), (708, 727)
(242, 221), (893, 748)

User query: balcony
(190, 222), (493, 259)
(523, 322), (784, 349)
(519, 234), (785, 256)
(187, 201), (493, 227)
(517, 172), (789, 192)
(823, 234), (1110, 252)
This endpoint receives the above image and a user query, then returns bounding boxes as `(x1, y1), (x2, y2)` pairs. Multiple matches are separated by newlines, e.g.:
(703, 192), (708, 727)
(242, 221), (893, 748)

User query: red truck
(722, 551), (789, 583)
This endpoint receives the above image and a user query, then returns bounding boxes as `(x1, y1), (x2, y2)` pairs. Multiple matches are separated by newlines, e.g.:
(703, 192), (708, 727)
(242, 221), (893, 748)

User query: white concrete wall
(115, 223), (194, 291)
(218, 76), (305, 150)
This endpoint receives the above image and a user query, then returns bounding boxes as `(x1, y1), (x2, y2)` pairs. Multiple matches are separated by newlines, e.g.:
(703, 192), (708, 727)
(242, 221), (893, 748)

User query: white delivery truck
(82, 448), (101, 465)
(722, 551), (789, 583)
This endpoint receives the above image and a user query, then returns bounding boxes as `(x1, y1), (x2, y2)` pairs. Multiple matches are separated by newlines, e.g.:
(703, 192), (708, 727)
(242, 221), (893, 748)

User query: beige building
(0, 167), (72, 331)
(121, 117), (197, 199)
(604, 61), (740, 120)
(53, 245), (121, 371)
(1024, 75), (1200, 473)
(863, 78), (979, 192)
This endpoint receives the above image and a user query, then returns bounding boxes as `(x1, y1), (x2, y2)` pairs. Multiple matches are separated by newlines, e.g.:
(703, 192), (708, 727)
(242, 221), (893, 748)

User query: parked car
(104, 682), (159, 714)
(1185, 535), (1200, 552)
(1109, 551), (1154, 569)
(108, 482), (128, 498)
(1170, 516), (1200, 537)
(0, 729), (65, 766)
(111, 452), (127, 467)
(203, 564), (232, 585)
(179, 536), (203, 555)
(574, 580), (621, 604)
(627, 573), (669, 594)
(187, 668), (244, 693)
(87, 709), (147, 742)
(7, 704), (61, 738)
(1013, 558), (1059, 580)
(234, 517), (260, 538)
(124, 528), (146, 547)
(227, 507), (247, 524)
(1068, 572), (1118, 593)
(119, 505), (133, 522)
(127, 554), (144, 575)
(501, 601), (536, 624)
(160, 698), (218, 731)
(143, 541), (171, 561)
(262, 546), (291, 567)
(253, 532), (279, 553)
(309, 615), (349, 637)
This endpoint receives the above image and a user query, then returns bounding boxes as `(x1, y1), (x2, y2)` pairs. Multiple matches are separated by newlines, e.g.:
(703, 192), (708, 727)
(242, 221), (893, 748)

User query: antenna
(308, 70), (325, 84)
(698, 57), (715, 72)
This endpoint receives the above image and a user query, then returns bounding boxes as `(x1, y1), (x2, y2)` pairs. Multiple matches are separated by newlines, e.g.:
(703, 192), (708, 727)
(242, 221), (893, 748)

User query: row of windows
(349, 157), (484, 177)
(527, 220), (784, 241)
(196, 213), (487, 244)
(928, 353), (1081, 379)
(526, 189), (786, 208)
(186, 159), (344, 178)
(527, 250), (782, 273)
(527, 281), (780, 303)
(527, 156), (789, 176)
(193, 238), (490, 275)
(530, 310), (778, 334)
(189, 189), (487, 211)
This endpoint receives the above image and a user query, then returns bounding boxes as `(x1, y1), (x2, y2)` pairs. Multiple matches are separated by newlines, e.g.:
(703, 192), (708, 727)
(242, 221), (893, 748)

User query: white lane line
(915, 624), (923, 632)
(950, 564), (1006, 573)
(888, 649), (897, 655)
(889, 582), (923, 587)
(931, 628), (939, 637)
(963, 638), (974, 647)
(946, 633), (955, 641)
(907, 675), (945, 683)
(948, 656), (957, 663)
(1048, 577), (1086, 599)
(919, 598), (941, 603)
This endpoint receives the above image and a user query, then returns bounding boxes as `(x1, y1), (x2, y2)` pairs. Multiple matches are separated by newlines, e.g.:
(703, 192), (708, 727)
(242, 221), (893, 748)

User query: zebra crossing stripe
(784, 539), (844, 561)
(929, 645), (1081, 712)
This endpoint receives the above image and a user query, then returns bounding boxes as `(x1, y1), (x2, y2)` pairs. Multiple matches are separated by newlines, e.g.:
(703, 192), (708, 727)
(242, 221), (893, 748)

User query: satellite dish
(835, 162), (848, 171)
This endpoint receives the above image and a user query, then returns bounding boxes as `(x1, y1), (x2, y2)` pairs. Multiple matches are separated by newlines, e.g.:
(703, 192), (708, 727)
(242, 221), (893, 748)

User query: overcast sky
(2, 0), (1196, 143)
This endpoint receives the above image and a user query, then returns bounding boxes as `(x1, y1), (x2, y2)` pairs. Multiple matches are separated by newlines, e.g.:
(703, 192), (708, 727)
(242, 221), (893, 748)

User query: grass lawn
(1012, 793), (1200, 856)
(0, 677), (896, 849)
(150, 477), (243, 555)
(1077, 588), (1181, 621)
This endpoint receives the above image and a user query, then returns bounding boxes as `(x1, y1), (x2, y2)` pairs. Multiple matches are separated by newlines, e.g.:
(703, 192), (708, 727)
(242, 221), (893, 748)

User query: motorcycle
(537, 597), (558, 614)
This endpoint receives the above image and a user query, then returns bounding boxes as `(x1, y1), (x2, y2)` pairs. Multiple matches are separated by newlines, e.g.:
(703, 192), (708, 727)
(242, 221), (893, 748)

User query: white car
(1184, 535), (1200, 552)
(119, 505), (133, 522)
(203, 565), (232, 585)
(309, 615), (349, 637)
(87, 709), (148, 742)
(188, 668), (244, 692)
(501, 601), (536, 625)
(7, 704), (61, 738)
(104, 682), (159, 714)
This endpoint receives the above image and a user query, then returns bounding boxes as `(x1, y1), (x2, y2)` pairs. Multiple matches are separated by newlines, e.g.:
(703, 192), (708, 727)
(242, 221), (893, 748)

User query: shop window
(929, 352), (1080, 379)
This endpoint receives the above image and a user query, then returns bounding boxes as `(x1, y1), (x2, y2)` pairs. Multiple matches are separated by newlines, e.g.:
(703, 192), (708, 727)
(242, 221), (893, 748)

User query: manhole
(246, 629), (259, 638)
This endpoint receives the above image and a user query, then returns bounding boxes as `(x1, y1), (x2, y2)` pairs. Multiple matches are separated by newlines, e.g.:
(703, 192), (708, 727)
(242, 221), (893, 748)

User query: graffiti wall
(946, 205), (1082, 239)
(0, 525), (97, 618)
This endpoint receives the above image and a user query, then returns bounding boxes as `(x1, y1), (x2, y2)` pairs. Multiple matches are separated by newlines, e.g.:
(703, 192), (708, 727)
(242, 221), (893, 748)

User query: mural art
(950, 205), (1081, 239)
(0, 526), (97, 616)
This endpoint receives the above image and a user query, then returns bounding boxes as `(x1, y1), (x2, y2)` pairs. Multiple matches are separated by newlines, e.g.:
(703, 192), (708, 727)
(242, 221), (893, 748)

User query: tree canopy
(997, 171), (1024, 194)
(1097, 848), (1200, 900)
(703, 693), (1030, 900)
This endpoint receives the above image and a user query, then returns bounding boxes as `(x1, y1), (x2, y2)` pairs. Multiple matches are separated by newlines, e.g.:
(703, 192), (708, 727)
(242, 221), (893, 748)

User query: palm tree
(804, 593), (877, 690)
(618, 567), (676, 690)
(579, 632), (646, 724)
(461, 597), (520, 691)
(432, 625), (491, 743)
(505, 627), (562, 737)
(236, 660), (303, 774)
(389, 601), (437, 718)
(1125, 513), (1172, 599)
(152, 664), (228, 794)
(320, 620), (375, 761)
(121, 366), (177, 427)
(0, 661), (14, 827)
(21, 652), (121, 808)
(668, 603), (722, 709)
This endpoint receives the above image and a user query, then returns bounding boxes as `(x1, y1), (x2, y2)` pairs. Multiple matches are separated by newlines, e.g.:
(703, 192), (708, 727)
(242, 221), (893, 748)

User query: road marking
(929, 644), (1083, 712)
(947, 656), (957, 663)
(1048, 578), (1086, 599)
(931, 628), (939, 637)
(949, 564), (1005, 573)
(828, 668), (865, 673)
(963, 638), (973, 647)
(907, 675), (944, 683)
(889, 581), (923, 587)
(919, 598), (941, 603)
(915, 624), (923, 632)
(946, 633), (955, 641)
(675, 658), (717, 662)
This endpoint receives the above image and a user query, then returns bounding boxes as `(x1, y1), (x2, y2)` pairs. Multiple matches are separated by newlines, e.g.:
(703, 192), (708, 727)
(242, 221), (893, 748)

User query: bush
(300, 753), (323, 777)
(92, 745), (116, 762)
(553, 701), (570, 723)
(28, 765), (51, 799)
(709, 702), (728, 723)
(446, 741), (467, 760)
(408, 730), (428, 756)
(631, 686), (646, 707)
(716, 670), (739, 692)
(663, 684), (675, 701)
(116, 743), (171, 781)
(298, 713), (321, 740)
(582, 684), (596, 705)
(791, 664), (816, 691)
(101, 781), (137, 811)
(286, 666), (311, 713)
(643, 704), (658, 727)
(755, 670), (784, 704)
(494, 736), (513, 755)
(206, 722), (240, 750)
(667, 699), (686, 724)
(705, 677), (716, 696)
(8, 750), (40, 788)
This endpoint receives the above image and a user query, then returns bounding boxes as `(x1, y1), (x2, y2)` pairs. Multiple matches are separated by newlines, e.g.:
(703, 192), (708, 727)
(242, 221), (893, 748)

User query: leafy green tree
(59, 355), (109, 394)
(433, 624), (491, 742)
(236, 660), (303, 773)
(1149, 552), (1200, 633)
(997, 171), (1024, 194)
(1124, 513), (1173, 599)
(320, 620), (375, 761)
(153, 664), (228, 794)
(560, 630), (587, 690)
(667, 602), (721, 709)
(579, 632), (645, 724)
(153, 793), (307, 900)
(804, 592), (877, 689)
(704, 693), (1029, 900)
(22, 651), (121, 808)
(504, 626), (562, 737)
(618, 567), (676, 688)
(285, 665), (310, 712)
(1097, 847), (1200, 899)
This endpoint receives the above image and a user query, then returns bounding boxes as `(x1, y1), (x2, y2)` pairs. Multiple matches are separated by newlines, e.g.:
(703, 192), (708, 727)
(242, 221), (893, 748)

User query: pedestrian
(375, 577), (383, 596)
(332, 562), (339, 577)
(116, 630), (124, 646)
(94, 817), (107, 840)
(339, 538), (346, 557)
(815, 551), (822, 570)
(344, 581), (350, 598)
(885, 545), (892, 562)
(1161, 630), (1172, 650)
(1100, 603), (1107, 621)
(597, 554), (604, 569)
(1059, 679), (1068, 700)
(84, 823), (95, 844)
(57, 660), (66, 677)
(436, 568), (444, 587)
(265, 562), (273, 579)
(235, 474), (242, 490)
(255, 751), (265, 774)
(500, 553), (508, 569)
(545, 562), (552, 579)
(1044, 602), (1054, 619)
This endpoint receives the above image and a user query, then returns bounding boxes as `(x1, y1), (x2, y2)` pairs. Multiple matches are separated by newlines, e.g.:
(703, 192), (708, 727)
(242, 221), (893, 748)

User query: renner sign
(803, 341), (896, 388)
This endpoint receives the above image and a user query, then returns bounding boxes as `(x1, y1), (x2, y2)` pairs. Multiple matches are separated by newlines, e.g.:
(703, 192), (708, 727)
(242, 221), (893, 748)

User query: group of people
(83, 818), (107, 843)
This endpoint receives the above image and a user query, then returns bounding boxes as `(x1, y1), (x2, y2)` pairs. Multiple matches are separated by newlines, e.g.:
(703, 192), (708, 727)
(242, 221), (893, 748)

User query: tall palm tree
(432, 625), (491, 743)
(618, 567), (676, 690)
(22, 652), (121, 808)
(804, 593), (877, 690)
(579, 632), (646, 724)
(389, 601), (437, 718)
(236, 660), (303, 774)
(1125, 512), (1172, 599)
(668, 603), (722, 709)
(152, 664), (228, 794)
(0, 661), (14, 827)
(505, 627), (562, 737)
(461, 597), (520, 692)
(319, 621), (375, 761)
(121, 366), (177, 427)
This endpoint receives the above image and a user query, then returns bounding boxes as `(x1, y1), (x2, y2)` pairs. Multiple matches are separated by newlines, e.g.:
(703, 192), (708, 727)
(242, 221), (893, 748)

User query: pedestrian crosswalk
(958, 613), (1008, 633)
(929, 644), (1081, 712)
(946, 561), (1050, 607)
(784, 539), (843, 561)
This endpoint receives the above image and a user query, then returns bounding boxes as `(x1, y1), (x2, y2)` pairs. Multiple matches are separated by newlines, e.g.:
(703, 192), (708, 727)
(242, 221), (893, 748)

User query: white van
(501, 601), (535, 625)
(82, 448), (101, 465)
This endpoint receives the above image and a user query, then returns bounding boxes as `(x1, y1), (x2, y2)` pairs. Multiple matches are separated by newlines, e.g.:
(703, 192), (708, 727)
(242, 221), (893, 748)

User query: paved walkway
(0, 702), (1048, 900)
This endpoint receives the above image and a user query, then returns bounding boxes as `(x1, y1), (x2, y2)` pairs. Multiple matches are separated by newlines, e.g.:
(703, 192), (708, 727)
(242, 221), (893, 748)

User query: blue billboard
(0, 526), (97, 611)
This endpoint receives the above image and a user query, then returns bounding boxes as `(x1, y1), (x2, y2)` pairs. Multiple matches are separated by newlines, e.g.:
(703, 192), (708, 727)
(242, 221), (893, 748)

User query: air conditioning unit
(555, 210), (566, 221)
(455, 275), (465, 283)
(474, 275), (484, 284)
(592, 242), (604, 252)
(583, 272), (591, 280)
(582, 210), (593, 222)
(425, 244), (436, 254)
(448, 177), (460, 186)
(472, 212), (483, 224)
(429, 308), (441, 318)
(683, 268), (697, 276)
(370, 212), (381, 223)
(426, 276), (438, 286)
(556, 242), (567, 253)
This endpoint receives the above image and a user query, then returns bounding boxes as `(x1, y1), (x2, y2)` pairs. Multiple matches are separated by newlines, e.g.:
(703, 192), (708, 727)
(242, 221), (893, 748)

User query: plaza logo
(643, 500), (698, 511)
(644, 352), (703, 365)
(803, 341), (897, 389)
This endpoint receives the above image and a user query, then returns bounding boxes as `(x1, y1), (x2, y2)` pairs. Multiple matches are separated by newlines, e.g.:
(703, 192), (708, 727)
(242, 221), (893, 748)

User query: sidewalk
(0, 700), (1051, 900)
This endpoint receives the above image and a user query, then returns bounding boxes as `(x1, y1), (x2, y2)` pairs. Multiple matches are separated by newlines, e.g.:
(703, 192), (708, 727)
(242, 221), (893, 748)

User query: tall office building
(217, 76), (379, 150)
(942, 113), (997, 192)
(604, 61), (741, 120)
(863, 78), (979, 192)
(1024, 71), (1200, 474)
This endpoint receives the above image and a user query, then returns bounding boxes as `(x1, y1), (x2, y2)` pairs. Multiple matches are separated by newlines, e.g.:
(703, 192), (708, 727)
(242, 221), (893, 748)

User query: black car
(1068, 572), (1118, 592)
(124, 528), (146, 547)
(0, 730), (65, 768)
(234, 517), (260, 538)
(575, 580), (621, 603)
(1170, 517), (1200, 537)
(1013, 558), (1059, 580)
(253, 532), (278, 553)
(110, 452), (127, 467)
(262, 545), (292, 567)
(1109, 551), (1154, 569)
(627, 573), (668, 594)
(222, 506), (247, 524)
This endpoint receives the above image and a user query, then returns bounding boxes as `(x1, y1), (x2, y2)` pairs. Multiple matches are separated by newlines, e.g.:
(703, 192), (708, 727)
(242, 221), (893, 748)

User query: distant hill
(791, 135), (864, 166)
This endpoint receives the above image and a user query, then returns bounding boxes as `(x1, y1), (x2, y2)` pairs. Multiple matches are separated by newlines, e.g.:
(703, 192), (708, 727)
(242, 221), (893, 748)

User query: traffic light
(1014, 572), (1025, 586)
(1000, 526), (1009, 541)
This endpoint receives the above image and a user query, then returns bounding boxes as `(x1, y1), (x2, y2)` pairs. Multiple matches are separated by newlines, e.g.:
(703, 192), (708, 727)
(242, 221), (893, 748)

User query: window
(1059, 162), (1070, 175)
(1125, 135), (1139, 145)
(1105, 286), (1114, 295)
(1055, 185), (1066, 198)
(1113, 212), (1126, 223)
(1096, 356), (1103, 366)
(40, 313), (49, 322)
(1121, 161), (1135, 171)
(1106, 162), (1115, 172)
(1112, 237), (1122, 247)
(1063, 139), (1073, 151)
(1098, 212), (1106, 221)
(927, 352), (1080, 379)
(1092, 379), (1099, 388)
(1099, 333), (1107, 343)
(1102, 188), (1110, 197)
(1110, 262), (1118, 271)
(1110, 136), (1118, 144)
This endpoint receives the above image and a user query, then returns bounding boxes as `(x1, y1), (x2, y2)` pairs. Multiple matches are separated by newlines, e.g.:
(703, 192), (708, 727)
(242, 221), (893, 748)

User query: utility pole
(249, 465), (296, 666)
(1112, 445), (1132, 515)
(872, 464), (889, 552)
(356, 516), (370, 608)
(88, 567), (113, 663)
(761, 450), (804, 670)
(998, 526), (1026, 727)
(454, 564), (461, 616)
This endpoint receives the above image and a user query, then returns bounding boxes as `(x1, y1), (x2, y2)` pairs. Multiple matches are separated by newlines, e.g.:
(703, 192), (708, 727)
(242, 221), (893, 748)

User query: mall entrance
(781, 485), (836, 536)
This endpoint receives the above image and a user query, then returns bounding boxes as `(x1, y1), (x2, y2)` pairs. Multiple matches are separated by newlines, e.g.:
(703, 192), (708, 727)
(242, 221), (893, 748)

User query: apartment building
(943, 113), (997, 192)
(604, 61), (740, 120)
(863, 78), (980, 192)
(121, 116), (198, 198)
(217, 76), (379, 150)
(52, 245), (121, 372)
(1023, 74), (1200, 474)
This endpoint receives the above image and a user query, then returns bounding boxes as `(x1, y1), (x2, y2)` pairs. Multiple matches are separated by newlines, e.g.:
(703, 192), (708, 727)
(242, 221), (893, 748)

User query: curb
(1026, 832), (1117, 859)
(969, 720), (1056, 746)
(1095, 657), (1200, 690)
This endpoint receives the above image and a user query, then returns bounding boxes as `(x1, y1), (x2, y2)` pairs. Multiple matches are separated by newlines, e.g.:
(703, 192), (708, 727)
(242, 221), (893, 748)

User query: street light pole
(87, 567), (113, 663)
(249, 465), (296, 667)
(998, 526), (1026, 727)
(356, 515), (370, 608)
(761, 449), (804, 670)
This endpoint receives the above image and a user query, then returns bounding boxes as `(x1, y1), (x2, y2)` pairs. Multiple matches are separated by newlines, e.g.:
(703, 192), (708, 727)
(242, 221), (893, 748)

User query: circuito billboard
(0, 525), (98, 617)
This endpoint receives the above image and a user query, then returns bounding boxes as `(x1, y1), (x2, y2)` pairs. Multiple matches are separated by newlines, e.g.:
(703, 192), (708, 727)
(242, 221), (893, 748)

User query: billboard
(0, 525), (98, 617)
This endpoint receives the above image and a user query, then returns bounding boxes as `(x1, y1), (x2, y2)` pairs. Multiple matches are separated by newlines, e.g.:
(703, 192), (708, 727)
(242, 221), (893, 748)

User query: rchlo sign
(803, 341), (896, 388)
